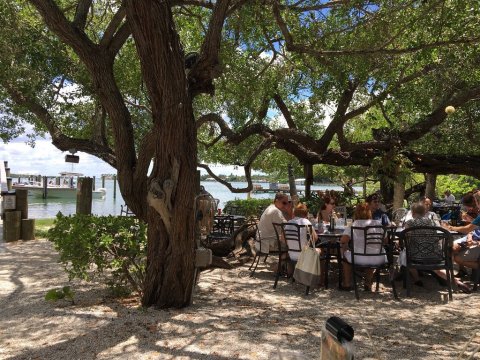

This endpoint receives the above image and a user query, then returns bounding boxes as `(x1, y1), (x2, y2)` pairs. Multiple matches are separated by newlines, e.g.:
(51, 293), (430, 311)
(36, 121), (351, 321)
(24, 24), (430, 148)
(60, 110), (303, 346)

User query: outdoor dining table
(315, 227), (345, 289)
(432, 203), (461, 218)
(213, 214), (246, 230)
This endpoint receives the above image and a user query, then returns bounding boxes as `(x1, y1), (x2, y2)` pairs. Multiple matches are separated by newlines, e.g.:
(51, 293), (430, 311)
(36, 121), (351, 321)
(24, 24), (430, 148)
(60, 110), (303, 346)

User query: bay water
(25, 179), (353, 219)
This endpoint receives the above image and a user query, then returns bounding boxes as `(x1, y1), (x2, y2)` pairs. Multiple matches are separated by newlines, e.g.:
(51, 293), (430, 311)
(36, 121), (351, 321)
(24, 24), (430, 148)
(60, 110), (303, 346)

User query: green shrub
(45, 286), (75, 304)
(47, 213), (147, 295)
(223, 198), (273, 217)
(300, 192), (323, 216)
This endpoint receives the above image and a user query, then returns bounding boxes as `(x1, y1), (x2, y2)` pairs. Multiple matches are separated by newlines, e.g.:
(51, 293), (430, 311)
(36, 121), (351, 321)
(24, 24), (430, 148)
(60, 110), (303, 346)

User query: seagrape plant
(47, 213), (147, 296)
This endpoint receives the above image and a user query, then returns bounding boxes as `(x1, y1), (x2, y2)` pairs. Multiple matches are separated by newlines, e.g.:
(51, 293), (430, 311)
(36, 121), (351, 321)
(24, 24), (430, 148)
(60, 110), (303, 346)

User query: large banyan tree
(1, 0), (479, 307)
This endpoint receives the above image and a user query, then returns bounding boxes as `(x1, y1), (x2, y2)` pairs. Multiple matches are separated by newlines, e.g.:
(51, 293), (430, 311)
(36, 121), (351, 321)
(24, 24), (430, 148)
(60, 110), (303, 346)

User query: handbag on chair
(293, 237), (322, 287)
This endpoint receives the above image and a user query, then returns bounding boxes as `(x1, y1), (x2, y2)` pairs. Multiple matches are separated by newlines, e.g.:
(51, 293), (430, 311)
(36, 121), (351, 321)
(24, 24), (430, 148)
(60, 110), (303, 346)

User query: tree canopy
(1, 0), (480, 307)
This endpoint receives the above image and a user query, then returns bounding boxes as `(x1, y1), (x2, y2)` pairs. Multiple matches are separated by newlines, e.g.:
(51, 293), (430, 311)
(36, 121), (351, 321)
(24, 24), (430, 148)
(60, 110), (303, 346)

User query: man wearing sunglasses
(256, 192), (293, 253)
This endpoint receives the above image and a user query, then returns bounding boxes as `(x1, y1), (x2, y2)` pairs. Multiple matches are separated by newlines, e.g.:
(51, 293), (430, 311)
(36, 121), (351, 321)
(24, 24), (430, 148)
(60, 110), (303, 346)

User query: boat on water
(12, 172), (107, 199)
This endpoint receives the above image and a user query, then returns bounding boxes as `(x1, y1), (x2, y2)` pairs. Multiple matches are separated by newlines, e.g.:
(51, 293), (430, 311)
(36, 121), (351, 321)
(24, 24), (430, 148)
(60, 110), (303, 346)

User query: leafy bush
(223, 198), (273, 217)
(47, 213), (147, 295)
(300, 191), (323, 216)
(436, 175), (480, 200)
(45, 286), (75, 304)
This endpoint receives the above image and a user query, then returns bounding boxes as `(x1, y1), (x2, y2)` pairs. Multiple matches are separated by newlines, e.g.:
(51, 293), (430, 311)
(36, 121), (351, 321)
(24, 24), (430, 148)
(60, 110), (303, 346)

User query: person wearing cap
(366, 193), (391, 226)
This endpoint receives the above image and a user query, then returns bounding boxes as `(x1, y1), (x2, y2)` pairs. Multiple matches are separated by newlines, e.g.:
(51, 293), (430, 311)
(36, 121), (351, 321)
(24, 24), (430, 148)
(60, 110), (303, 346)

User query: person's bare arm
(449, 223), (477, 234)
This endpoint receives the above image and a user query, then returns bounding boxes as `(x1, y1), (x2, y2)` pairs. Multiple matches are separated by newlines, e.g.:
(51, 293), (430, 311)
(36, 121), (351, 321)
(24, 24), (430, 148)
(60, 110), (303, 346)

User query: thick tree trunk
(379, 177), (394, 205)
(126, 0), (196, 308)
(425, 173), (437, 200)
(393, 181), (406, 210)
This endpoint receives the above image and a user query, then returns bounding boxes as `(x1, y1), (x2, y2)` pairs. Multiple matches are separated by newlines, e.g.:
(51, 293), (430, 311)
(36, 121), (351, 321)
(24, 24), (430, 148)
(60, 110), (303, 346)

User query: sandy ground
(0, 239), (479, 360)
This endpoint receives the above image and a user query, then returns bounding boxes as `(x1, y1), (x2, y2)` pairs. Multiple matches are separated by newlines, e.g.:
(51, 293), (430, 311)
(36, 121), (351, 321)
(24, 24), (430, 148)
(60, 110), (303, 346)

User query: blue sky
(0, 137), (247, 177)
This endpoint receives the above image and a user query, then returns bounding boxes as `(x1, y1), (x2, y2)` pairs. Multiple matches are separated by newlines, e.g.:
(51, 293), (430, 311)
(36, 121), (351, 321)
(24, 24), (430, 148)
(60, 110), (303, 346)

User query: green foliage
(436, 175), (480, 199)
(223, 198), (272, 217)
(45, 286), (74, 304)
(47, 213), (147, 296)
(299, 191), (323, 216)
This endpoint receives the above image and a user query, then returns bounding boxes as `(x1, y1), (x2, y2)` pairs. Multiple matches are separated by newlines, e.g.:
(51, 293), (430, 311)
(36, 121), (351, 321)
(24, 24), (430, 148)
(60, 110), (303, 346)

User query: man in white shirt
(444, 190), (455, 204)
(256, 192), (293, 252)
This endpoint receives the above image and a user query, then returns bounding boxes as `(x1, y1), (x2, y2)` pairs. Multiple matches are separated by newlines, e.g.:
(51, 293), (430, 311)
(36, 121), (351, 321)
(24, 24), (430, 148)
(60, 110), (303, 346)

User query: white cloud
(1, 138), (254, 178)
(0, 138), (115, 176)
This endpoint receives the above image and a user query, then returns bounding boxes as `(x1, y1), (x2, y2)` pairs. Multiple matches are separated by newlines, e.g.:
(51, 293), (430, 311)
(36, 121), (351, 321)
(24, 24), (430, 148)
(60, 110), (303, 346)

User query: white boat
(12, 172), (107, 199)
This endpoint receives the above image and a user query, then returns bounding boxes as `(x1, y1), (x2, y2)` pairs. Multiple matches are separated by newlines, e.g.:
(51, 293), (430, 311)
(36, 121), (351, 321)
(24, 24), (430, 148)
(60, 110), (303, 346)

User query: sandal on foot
(457, 283), (472, 294)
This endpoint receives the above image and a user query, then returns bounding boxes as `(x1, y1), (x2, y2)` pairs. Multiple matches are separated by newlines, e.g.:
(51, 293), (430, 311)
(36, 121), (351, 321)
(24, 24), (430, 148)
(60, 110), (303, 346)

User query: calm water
(24, 180), (355, 218)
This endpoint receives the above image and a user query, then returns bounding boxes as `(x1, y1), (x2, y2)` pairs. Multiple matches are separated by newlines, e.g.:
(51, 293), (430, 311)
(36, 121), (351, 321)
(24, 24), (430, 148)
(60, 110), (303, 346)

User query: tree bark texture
(126, 0), (196, 308)
(425, 173), (437, 200)
(76, 177), (92, 215)
(393, 181), (406, 211)
(304, 163), (313, 199)
(380, 177), (394, 205)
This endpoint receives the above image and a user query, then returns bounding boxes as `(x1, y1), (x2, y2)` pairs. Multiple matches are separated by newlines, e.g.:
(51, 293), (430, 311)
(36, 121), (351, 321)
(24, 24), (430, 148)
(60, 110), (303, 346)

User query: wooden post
(6, 178), (12, 191)
(4, 210), (21, 242)
(42, 176), (47, 198)
(76, 177), (93, 215)
(102, 175), (105, 188)
(15, 189), (28, 219)
(113, 175), (117, 199)
(92, 176), (96, 190)
(21, 219), (35, 240)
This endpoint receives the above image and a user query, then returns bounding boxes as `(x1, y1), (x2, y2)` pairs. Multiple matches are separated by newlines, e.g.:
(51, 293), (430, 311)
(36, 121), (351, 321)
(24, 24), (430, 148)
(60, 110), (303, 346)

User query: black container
(325, 316), (354, 343)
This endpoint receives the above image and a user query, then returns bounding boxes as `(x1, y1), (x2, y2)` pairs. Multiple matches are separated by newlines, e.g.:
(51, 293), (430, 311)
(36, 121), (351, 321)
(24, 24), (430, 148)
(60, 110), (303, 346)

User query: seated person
(444, 190), (456, 204)
(317, 195), (338, 223)
(422, 196), (440, 224)
(256, 192), (293, 253)
(444, 192), (480, 236)
(285, 203), (318, 262)
(442, 192), (480, 279)
(340, 202), (387, 291)
(403, 203), (471, 292)
(366, 193), (391, 226)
